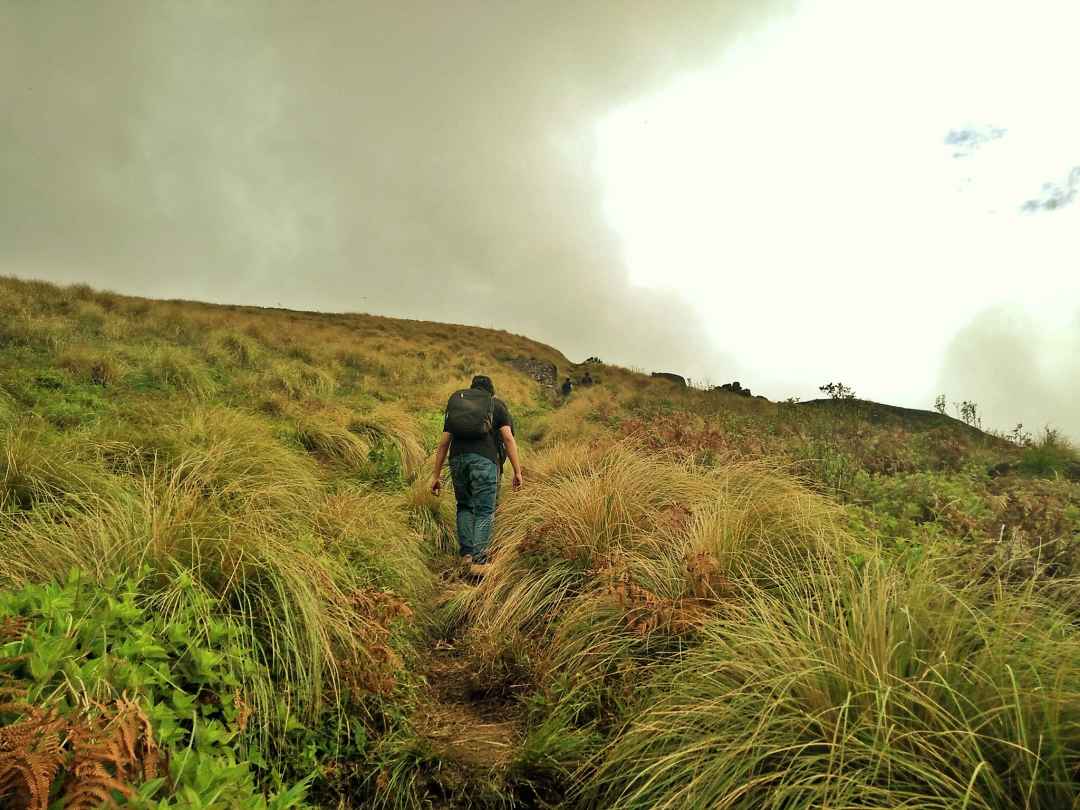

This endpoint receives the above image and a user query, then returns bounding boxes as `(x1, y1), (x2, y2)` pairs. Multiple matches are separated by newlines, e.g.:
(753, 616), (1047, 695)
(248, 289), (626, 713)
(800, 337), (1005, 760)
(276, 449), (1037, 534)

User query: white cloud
(596, 0), (1080, 413)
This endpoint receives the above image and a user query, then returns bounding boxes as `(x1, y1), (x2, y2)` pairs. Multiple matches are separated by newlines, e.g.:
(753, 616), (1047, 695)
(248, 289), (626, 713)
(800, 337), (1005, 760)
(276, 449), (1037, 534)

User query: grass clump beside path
(466, 442), (854, 682)
(589, 556), (1080, 809)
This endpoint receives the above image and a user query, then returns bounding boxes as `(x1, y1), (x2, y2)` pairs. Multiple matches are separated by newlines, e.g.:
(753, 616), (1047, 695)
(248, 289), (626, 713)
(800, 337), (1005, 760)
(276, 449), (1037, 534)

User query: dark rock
(988, 462), (1015, 478)
(506, 357), (558, 388)
(715, 381), (749, 395)
(651, 372), (687, 387)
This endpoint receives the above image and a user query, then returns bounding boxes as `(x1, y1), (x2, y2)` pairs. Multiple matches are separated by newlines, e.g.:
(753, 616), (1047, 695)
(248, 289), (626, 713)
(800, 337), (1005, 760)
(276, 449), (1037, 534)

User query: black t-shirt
(445, 396), (512, 467)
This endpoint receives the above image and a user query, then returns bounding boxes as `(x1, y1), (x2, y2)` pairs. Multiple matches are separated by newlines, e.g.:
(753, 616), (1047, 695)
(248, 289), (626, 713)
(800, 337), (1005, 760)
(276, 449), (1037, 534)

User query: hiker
(430, 375), (522, 575)
(560, 376), (573, 397)
(580, 371), (594, 387)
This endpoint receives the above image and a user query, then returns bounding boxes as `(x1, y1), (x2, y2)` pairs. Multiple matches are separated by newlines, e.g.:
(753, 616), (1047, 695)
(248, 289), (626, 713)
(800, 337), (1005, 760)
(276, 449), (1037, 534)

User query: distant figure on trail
(561, 377), (574, 397)
(580, 371), (594, 386)
(431, 375), (523, 578)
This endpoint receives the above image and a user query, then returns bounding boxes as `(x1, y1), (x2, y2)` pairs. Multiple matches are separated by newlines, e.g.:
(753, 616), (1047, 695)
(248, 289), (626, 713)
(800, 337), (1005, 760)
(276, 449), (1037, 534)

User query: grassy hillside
(0, 275), (1077, 809)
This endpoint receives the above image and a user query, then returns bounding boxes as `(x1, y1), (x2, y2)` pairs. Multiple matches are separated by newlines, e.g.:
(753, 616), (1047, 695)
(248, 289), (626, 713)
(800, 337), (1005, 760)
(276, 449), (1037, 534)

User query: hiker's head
(470, 375), (495, 395)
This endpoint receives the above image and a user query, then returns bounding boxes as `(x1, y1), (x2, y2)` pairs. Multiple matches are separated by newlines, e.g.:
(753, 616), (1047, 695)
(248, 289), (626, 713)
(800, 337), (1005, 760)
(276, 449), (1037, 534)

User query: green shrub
(1018, 428), (1078, 478)
(0, 569), (312, 807)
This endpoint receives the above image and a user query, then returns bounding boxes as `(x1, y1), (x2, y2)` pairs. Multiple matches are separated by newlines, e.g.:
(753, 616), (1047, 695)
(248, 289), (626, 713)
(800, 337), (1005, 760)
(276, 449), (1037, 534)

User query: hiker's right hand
(430, 477), (441, 496)
(512, 471), (523, 491)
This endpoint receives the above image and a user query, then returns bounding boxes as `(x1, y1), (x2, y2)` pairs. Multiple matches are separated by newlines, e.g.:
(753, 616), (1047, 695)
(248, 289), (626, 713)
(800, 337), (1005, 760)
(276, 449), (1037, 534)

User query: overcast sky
(4, 1), (1078, 438)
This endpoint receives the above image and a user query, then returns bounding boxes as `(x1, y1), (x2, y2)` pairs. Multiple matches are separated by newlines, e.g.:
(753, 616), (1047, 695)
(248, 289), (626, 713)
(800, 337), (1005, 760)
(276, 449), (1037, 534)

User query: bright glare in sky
(596, 0), (1080, 407)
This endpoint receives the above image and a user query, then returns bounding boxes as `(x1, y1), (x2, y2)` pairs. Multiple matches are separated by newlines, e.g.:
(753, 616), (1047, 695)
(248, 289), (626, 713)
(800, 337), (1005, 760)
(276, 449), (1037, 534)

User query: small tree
(1008, 423), (1032, 447)
(954, 400), (982, 429)
(934, 394), (947, 415)
(819, 382), (856, 400)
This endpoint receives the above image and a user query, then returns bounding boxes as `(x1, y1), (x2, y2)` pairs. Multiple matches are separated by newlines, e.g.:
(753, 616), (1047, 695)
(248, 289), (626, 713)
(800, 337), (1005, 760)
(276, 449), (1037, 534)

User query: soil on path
(412, 567), (524, 791)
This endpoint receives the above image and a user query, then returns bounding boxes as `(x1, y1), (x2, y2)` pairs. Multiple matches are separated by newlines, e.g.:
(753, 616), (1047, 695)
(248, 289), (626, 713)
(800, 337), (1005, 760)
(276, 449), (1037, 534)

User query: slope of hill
(795, 396), (998, 435)
(0, 275), (1078, 809)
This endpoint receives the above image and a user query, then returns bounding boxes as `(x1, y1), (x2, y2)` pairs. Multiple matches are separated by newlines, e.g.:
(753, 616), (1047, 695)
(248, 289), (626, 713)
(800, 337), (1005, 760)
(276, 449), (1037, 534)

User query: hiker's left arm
(430, 432), (452, 495)
(499, 425), (523, 490)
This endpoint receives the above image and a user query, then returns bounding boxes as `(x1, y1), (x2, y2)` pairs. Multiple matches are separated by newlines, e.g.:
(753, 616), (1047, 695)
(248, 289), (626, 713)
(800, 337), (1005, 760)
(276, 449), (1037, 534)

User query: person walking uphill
(430, 375), (523, 576)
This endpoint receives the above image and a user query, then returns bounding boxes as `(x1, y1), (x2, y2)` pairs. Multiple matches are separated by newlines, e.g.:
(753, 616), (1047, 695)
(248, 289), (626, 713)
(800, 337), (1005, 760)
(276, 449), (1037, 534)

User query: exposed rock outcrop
(506, 356), (557, 388)
(714, 381), (753, 398)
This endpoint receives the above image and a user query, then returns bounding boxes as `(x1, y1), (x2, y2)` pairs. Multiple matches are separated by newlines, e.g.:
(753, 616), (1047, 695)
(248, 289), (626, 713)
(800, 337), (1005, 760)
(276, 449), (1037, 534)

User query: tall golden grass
(588, 558), (1080, 809)
(464, 442), (857, 693)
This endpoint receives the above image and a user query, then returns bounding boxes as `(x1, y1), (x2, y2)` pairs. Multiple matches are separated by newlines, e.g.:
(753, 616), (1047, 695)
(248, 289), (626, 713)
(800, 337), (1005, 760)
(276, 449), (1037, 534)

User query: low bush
(348, 405), (426, 483)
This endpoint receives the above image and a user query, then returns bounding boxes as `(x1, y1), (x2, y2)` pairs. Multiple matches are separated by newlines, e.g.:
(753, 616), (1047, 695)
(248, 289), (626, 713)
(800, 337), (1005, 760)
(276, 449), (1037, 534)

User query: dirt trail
(412, 571), (524, 778)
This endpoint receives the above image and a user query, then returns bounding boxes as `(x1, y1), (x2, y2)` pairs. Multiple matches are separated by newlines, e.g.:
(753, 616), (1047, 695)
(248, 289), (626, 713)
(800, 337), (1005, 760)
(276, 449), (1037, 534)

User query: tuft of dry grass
(313, 487), (431, 603)
(262, 358), (336, 400)
(528, 387), (617, 447)
(348, 404), (426, 481)
(0, 424), (114, 511)
(464, 441), (856, 692)
(144, 346), (215, 397)
(403, 462), (458, 554)
(296, 411), (373, 471)
(588, 559), (1080, 810)
(57, 347), (125, 386)
(206, 329), (264, 370)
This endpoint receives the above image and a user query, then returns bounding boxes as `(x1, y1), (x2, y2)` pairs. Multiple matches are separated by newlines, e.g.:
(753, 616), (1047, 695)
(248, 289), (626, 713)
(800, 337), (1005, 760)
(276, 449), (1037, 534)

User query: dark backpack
(445, 388), (495, 439)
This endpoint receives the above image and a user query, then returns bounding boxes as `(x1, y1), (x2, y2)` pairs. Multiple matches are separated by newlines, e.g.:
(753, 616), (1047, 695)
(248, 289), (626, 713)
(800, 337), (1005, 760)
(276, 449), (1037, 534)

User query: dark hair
(470, 375), (495, 394)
